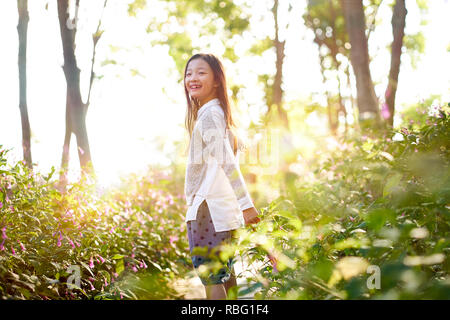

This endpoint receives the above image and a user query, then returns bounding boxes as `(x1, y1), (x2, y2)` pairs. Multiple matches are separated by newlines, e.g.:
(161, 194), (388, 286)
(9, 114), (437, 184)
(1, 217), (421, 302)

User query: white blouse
(184, 98), (254, 232)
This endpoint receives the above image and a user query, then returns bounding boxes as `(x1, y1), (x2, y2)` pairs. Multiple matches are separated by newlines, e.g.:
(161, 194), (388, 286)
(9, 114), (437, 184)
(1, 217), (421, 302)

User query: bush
(0, 154), (190, 300)
(234, 102), (450, 299)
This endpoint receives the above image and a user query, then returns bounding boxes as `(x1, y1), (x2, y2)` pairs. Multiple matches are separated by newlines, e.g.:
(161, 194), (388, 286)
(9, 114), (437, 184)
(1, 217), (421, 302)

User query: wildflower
(138, 229), (143, 236)
(400, 127), (410, 136)
(268, 254), (278, 274)
(381, 103), (391, 120)
(89, 257), (94, 268)
(132, 265), (138, 273)
(0, 202), (2, 209)
(57, 231), (63, 247)
(139, 260), (147, 269)
(169, 235), (179, 244)
(11, 245), (16, 255)
(98, 255), (105, 264)
(67, 237), (75, 249)
(18, 241), (26, 251)
(0, 239), (5, 251)
(1, 227), (7, 239)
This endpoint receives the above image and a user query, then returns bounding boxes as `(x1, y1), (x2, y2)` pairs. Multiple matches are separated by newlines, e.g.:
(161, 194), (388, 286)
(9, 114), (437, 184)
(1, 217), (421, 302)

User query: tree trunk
(271, 0), (289, 129)
(17, 0), (32, 170)
(341, 0), (381, 127)
(57, 0), (94, 187)
(384, 0), (407, 127)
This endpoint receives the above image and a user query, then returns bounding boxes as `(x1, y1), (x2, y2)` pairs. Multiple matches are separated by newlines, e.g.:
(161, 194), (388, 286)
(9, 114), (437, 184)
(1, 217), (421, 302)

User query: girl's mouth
(190, 84), (202, 90)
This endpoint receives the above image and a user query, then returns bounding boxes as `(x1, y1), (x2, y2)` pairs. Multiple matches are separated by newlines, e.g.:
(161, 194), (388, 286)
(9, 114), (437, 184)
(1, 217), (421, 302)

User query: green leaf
(383, 173), (402, 197)
(116, 259), (125, 275)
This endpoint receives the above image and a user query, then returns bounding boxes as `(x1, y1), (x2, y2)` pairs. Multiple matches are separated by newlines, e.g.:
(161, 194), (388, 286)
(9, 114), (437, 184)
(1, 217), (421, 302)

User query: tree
(304, 0), (350, 135)
(341, 0), (381, 129)
(270, 0), (291, 129)
(17, 0), (32, 170)
(383, 0), (407, 127)
(56, 0), (107, 189)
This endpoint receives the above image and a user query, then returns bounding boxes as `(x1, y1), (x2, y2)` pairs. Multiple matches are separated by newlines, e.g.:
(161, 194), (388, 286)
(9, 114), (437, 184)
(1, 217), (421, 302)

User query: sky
(0, 0), (449, 188)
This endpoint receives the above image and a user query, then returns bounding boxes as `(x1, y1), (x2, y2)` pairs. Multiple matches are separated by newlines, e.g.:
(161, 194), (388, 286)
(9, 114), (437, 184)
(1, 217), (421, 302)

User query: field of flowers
(0, 102), (449, 300)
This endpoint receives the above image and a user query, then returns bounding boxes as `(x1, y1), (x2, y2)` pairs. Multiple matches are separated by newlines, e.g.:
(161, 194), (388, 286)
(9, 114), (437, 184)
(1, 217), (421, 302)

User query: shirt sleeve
(198, 109), (254, 211)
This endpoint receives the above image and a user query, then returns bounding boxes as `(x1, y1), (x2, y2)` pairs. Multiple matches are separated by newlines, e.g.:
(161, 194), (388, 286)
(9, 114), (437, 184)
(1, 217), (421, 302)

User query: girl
(183, 53), (260, 300)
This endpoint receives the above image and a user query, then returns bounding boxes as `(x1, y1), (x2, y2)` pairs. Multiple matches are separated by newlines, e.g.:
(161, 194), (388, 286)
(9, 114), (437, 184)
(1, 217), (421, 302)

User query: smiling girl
(183, 53), (260, 300)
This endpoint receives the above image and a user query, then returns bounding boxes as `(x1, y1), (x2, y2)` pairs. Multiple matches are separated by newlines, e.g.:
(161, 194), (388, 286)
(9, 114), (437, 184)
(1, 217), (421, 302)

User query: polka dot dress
(186, 200), (234, 285)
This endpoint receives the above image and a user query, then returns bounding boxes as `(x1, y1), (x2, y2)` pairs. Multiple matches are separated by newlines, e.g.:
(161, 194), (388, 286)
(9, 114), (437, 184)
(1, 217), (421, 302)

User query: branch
(366, 0), (384, 42)
(86, 0), (108, 108)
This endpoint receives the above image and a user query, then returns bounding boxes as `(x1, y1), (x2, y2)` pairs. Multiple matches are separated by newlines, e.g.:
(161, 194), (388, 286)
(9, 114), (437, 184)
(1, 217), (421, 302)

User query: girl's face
(185, 58), (219, 107)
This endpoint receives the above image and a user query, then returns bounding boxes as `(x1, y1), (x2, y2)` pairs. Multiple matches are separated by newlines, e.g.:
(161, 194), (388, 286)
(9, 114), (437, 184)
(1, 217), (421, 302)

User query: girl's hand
(243, 207), (261, 226)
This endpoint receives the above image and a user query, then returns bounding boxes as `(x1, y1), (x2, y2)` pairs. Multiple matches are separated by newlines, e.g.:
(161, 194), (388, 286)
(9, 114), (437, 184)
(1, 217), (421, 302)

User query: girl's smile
(185, 58), (219, 106)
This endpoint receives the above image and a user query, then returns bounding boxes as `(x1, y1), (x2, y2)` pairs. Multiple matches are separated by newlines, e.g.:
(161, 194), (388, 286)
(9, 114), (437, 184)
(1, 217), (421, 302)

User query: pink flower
(138, 229), (143, 236)
(381, 103), (391, 119)
(1, 227), (7, 239)
(0, 202), (3, 208)
(132, 266), (138, 272)
(11, 245), (16, 255)
(18, 241), (26, 252)
(89, 257), (94, 268)
(0, 239), (5, 251)
(169, 235), (179, 244)
(57, 231), (63, 247)
(67, 237), (75, 249)
(268, 254), (278, 274)
(400, 127), (410, 136)
(98, 255), (105, 264)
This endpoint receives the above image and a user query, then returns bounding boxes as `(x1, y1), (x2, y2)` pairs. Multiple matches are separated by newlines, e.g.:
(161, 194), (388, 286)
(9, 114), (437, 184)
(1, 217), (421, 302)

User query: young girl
(183, 53), (260, 300)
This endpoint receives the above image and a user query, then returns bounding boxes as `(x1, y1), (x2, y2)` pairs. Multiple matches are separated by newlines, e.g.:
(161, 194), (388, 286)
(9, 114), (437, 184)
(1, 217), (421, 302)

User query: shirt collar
(197, 98), (220, 119)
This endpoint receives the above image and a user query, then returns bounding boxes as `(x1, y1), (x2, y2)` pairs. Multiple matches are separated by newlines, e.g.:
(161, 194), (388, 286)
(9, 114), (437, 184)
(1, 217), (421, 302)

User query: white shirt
(184, 98), (254, 232)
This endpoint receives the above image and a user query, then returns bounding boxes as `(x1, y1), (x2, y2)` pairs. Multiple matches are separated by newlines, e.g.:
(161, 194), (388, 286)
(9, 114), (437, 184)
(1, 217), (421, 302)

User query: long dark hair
(184, 53), (236, 142)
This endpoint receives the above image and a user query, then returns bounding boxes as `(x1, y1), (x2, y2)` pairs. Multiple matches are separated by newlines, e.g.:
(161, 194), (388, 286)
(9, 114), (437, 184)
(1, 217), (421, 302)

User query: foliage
(128, 0), (250, 75)
(0, 157), (190, 300)
(233, 102), (450, 299)
(1, 101), (448, 300)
